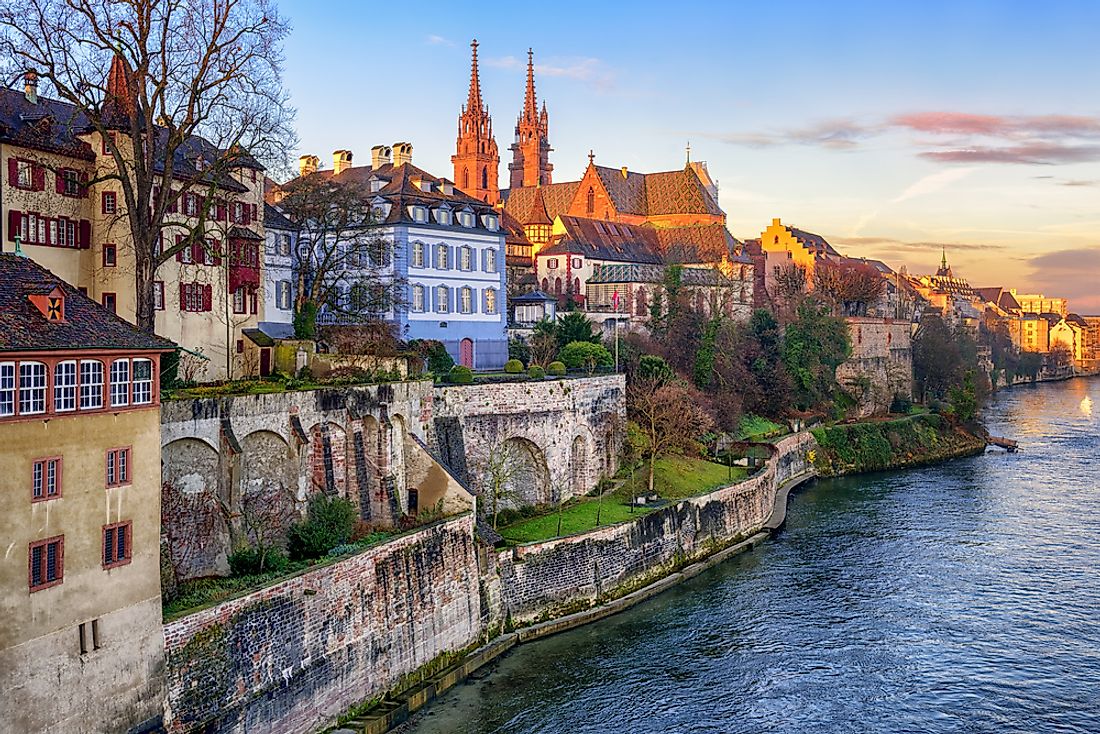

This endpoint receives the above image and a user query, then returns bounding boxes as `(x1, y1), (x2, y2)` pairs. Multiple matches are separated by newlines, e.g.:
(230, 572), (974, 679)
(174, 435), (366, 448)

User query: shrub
(528, 365), (546, 379)
(508, 338), (530, 366)
(326, 543), (361, 558)
(448, 365), (474, 384)
(547, 361), (566, 376)
(287, 494), (358, 561)
(558, 341), (613, 372)
(228, 546), (289, 576)
(889, 392), (913, 414)
(422, 340), (455, 374)
(637, 354), (674, 385)
(504, 359), (524, 374)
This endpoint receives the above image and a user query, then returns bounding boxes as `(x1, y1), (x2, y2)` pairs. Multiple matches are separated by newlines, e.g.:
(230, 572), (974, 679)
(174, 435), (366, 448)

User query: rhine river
(402, 377), (1100, 734)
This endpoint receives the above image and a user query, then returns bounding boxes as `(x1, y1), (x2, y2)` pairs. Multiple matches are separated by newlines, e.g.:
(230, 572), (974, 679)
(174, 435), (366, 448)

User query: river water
(402, 378), (1100, 734)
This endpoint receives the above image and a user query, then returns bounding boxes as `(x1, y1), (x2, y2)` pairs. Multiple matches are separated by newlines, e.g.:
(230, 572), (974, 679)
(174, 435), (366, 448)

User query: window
(437, 244), (449, 269)
(177, 235), (193, 264)
(106, 447), (131, 487)
(57, 219), (76, 248)
(60, 169), (81, 196)
(103, 244), (117, 267)
(184, 193), (198, 216)
(435, 208), (452, 226)
(17, 159), (32, 189)
(110, 359), (130, 407)
(101, 293), (116, 314)
(54, 361), (77, 412)
(132, 359), (153, 405)
(547, 258), (559, 269)
(232, 201), (244, 223)
(102, 522), (132, 569)
(277, 280), (292, 310)
(202, 240), (218, 266)
(485, 249), (497, 273)
(586, 186), (595, 215)
(0, 362), (14, 416)
(233, 286), (246, 314)
(101, 132), (114, 155)
(278, 234), (292, 256)
(181, 283), (211, 312)
(486, 288), (497, 315)
(78, 360), (104, 410)
(412, 284), (425, 312)
(572, 258), (583, 269)
(436, 285), (449, 313)
(29, 536), (63, 591)
(19, 361), (46, 415)
(154, 281), (165, 311)
(32, 457), (62, 501)
(460, 247), (472, 271)
(460, 286), (473, 314)
(484, 214), (499, 231)
(101, 191), (117, 215)
(412, 241), (424, 268)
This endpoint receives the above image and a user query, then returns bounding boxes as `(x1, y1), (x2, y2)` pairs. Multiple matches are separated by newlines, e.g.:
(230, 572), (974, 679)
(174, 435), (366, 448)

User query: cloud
(483, 55), (616, 92)
(425, 34), (455, 47)
(713, 119), (870, 149)
(919, 143), (1100, 165)
(1060, 179), (1098, 187)
(891, 112), (1100, 139)
(1026, 247), (1100, 312)
(891, 167), (976, 203)
(830, 236), (1008, 253)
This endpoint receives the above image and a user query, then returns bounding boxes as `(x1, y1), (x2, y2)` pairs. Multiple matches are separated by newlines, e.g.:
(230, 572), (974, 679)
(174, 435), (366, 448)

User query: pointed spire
(941, 246), (948, 270)
(466, 39), (483, 112)
(104, 53), (136, 121)
(523, 48), (538, 121)
(686, 140), (692, 164)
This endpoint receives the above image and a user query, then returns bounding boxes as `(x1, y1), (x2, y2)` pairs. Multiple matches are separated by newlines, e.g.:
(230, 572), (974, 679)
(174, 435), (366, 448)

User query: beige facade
(1008, 313), (1050, 353)
(1009, 291), (1068, 317)
(2, 130), (266, 382)
(0, 360), (166, 733)
(1050, 318), (1085, 362)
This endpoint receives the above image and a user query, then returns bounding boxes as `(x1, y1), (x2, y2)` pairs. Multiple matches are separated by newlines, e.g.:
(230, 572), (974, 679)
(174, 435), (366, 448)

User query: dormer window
(440, 181), (454, 195)
(407, 206), (428, 224)
(434, 207), (452, 226)
(482, 214), (499, 231)
(369, 178), (386, 193)
(414, 178), (433, 193)
(28, 286), (65, 323)
(458, 210), (475, 228)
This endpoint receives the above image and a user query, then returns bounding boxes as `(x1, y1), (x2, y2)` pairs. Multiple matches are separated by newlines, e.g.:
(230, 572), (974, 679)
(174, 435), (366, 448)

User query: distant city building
(0, 253), (173, 733)
(260, 202), (297, 342)
(1010, 290), (1069, 318)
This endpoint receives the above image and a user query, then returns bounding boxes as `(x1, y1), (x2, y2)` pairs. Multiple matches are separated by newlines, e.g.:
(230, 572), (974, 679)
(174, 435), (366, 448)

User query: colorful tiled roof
(540, 216), (746, 266)
(501, 182), (580, 224)
(653, 223), (748, 264)
(587, 262), (736, 286)
(0, 254), (175, 353)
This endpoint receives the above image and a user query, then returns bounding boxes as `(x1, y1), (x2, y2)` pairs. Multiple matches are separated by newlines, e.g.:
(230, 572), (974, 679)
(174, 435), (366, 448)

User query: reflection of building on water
(1081, 395), (1092, 417)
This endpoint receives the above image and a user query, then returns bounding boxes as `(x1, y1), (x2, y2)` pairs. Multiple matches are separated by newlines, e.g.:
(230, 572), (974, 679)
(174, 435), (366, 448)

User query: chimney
(370, 145), (392, 169)
(620, 166), (628, 179)
(393, 141), (413, 167)
(298, 154), (319, 177)
(333, 149), (353, 175)
(24, 69), (38, 105)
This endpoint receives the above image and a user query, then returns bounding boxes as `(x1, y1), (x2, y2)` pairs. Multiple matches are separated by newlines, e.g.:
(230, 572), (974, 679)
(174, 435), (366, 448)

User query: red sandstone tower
(452, 39), (501, 204)
(508, 49), (553, 189)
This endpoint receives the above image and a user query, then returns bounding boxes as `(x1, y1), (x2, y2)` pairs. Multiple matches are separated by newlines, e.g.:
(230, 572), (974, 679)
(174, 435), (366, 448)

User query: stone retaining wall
(162, 514), (481, 734)
(487, 432), (817, 626)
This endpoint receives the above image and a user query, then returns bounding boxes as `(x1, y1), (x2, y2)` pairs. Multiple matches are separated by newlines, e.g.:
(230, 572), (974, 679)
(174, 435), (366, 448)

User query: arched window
(460, 286), (473, 314)
(462, 168), (469, 189)
(485, 288), (497, 314)
(542, 277), (549, 291)
(555, 277), (562, 294)
(436, 285), (449, 313)
(586, 187), (595, 215)
(481, 167), (488, 189)
(574, 277), (581, 294)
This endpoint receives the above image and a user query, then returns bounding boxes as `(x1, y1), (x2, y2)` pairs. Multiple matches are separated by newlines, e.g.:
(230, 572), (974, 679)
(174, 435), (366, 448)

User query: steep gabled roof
(540, 216), (662, 263)
(264, 202), (295, 231)
(643, 166), (724, 216)
(0, 254), (175, 353)
(653, 223), (747, 264)
(501, 181), (580, 224)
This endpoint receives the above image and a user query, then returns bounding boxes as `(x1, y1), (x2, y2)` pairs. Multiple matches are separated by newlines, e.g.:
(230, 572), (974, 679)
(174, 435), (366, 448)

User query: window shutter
(212, 239), (222, 266)
(483, 288), (488, 313)
(216, 202), (226, 221)
(7, 158), (17, 186)
(203, 285), (212, 311)
(55, 169), (65, 195)
(251, 203), (258, 221)
(168, 195), (177, 214)
(7, 210), (20, 241)
(191, 242), (203, 263)
(79, 220), (91, 249)
(449, 246), (456, 271)
(44, 217), (52, 246)
(179, 283), (187, 311)
(79, 172), (89, 197)
(33, 165), (45, 191)
(242, 203), (251, 225)
(175, 235), (184, 262)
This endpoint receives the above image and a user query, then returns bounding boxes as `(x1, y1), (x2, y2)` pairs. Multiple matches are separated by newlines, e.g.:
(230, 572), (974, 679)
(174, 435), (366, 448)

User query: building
(0, 60), (268, 382)
(293, 146), (508, 370)
(836, 317), (913, 417)
(1050, 314), (1086, 363)
(451, 40), (501, 205)
(1008, 311), (1051, 353)
(1010, 290), (1068, 318)
(0, 253), (173, 733)
(260, 202), (296, 341)
(756, 218), (842, 296)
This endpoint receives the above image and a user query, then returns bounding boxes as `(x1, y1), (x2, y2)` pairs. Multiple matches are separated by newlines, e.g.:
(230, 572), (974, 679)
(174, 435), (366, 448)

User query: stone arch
(350, 415), (381, 521)
(162, 438), (225, 581)
(389, 413), (410, 518)
(239, 430), (299, 551)
(308, 421), (348, 498)
(496, 436), (550, 508)
(570, 435), (590, 498)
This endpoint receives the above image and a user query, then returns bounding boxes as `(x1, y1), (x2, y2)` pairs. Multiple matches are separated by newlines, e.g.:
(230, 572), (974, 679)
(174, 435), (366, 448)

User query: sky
(278, 0), (1100, 313)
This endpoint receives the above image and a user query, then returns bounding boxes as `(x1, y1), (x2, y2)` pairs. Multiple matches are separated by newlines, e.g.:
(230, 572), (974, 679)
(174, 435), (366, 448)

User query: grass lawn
(499, 456), (748, 545)
(737, 414), (788, 441)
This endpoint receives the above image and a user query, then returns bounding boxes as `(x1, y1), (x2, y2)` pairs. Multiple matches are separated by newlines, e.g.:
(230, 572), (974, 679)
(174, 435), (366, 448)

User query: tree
(949, 370), (978, 423)
(558, 341), (613, 373)
(627, 377), (714, 495)
(477, 439), (526, 531)
(276, 175), (405, 336)
(0, 0), (294, 333)
(782, 298), (851, 410)
(814, 260), (886, 316)
(912, 313), (966, 402)
(555, 310), (601, 348)
(528, 318), (560, 367)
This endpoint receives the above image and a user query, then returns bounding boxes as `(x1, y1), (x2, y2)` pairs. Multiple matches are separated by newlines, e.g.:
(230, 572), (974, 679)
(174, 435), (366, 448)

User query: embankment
(810, 413), (986, 478)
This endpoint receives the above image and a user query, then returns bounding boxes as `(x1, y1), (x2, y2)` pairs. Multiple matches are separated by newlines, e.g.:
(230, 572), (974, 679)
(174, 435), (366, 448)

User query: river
(400, 378), (1100, 734)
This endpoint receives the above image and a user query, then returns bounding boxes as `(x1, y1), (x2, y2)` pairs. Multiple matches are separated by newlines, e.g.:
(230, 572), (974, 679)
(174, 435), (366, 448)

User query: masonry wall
(487, 432), (817, 626)
(162, 513), (482, 734)
(837, 317), (913, 417)
(431, 375), (626, 507)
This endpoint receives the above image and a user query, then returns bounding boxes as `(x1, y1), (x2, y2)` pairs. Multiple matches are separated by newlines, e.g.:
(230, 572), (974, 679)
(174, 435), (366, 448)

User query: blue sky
(280, 0), (1100, 312)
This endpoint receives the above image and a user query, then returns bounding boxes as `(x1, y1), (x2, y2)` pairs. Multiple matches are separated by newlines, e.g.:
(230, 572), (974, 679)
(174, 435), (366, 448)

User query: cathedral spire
(466, 39), (483, 112)
(523, 48), (537, 122)
(510, 47), (553, 189)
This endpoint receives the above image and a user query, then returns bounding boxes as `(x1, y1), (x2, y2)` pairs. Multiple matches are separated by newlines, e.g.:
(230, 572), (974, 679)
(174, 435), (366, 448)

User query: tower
(452, 39), (500, 204)
(509, 49), (553, 189)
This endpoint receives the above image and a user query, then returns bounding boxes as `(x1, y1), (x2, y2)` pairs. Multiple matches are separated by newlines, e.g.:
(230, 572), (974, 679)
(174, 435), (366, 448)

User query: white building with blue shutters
(305, 144), (508, 370)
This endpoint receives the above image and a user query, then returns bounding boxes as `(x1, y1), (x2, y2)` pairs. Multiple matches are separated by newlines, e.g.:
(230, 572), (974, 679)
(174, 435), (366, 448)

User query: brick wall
(162, 514), (481, 734)
(488, 432), (817, 625)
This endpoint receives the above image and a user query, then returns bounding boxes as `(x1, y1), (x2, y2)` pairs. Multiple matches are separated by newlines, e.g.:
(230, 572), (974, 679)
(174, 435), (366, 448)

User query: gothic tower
(452, 39), (500, 204)
(509, 49), (553, 189)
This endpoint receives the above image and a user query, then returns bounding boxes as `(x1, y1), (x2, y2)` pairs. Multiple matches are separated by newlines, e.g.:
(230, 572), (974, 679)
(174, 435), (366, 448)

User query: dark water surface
(403, 378), (1100, 734)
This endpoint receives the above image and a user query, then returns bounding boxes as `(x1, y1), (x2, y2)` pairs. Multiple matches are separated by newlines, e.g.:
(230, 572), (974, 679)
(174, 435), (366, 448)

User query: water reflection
(402, 378), (1100, 734)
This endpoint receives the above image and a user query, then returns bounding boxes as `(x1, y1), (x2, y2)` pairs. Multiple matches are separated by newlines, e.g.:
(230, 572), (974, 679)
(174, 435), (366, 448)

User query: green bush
(287, 494), (358, 561)
(889, 393), (913, 414)
(558, 341), (613, 372)
(508, 338), (530, 366)
(228, 546), (289, 576)
(528, 365), (546, 379)
(448, 365), (474, 384)
(547, 361), (566, 376)
(411, 339), (454, 374)
(504, 359), (524, 374)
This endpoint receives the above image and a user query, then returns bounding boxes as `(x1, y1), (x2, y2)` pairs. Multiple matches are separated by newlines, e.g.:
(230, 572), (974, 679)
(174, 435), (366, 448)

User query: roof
(587, 262), (737, 286)
(264, 202), (295, 231)
(540, 216), (746, 266)
(511, 289), (556, 303)
(787, 226), (840, 257)
(501, 181), (581, 224)
(974, 287), (1022, 313)
(653, 224), (748, 264)
(0, 254), (175, 353)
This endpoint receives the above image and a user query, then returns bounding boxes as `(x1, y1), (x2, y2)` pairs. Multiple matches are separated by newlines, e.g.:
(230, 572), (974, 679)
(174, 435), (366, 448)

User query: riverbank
(810, 413), (987, 478)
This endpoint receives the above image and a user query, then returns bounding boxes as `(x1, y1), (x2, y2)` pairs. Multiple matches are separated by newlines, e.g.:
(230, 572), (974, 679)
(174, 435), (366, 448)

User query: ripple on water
(399, 379), (1100, 734)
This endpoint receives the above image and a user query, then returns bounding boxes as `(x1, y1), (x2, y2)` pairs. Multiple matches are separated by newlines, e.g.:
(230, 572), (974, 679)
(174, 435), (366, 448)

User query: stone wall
(431, 375), (626, 507)
(162, 514), (481, 734)
(837, 317), (914, 417)
(486, 432), (817, 626)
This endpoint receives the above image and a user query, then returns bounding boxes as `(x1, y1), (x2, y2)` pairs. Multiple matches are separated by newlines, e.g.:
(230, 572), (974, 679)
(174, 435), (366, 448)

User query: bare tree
(628, 377), (714, 495)
(0, 0), (295, 333)
(476, 439), (527, 531)
(275, 175), (406, 337)
(815, 260), (887, 316)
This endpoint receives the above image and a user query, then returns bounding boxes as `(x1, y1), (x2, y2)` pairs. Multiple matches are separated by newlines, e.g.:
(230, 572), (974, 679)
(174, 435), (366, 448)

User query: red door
(260, 348), (271, 376)
(459, 338), (474, 368)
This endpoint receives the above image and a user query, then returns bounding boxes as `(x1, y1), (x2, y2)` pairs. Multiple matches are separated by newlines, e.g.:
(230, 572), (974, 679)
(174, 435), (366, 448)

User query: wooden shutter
(55, 169), (65, 194)
(179, 283), (187, 311)
(44, 217), (52, 246)
(78, 172), (88, 197)
(191, 241), (203, 263)
(8, 210), (20, 241)
(216, 202), (226, 221)
(168, 194), (177, 214)
(202, 285), (212, 311)
(32, 165), (45, 191)
(7, 158), (17, 186)
(79, 220), (91, 249)
(242, 202), (251, 225)
(212, 239), (222, 266)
